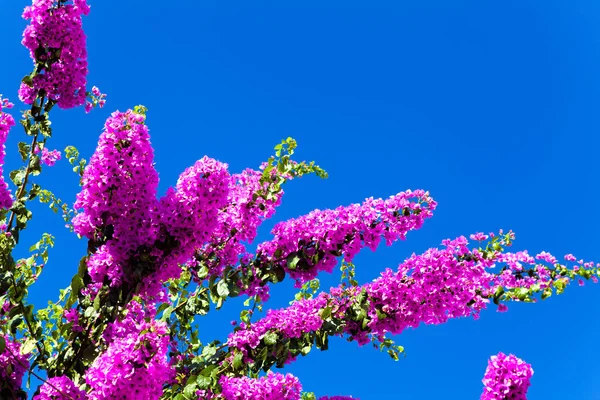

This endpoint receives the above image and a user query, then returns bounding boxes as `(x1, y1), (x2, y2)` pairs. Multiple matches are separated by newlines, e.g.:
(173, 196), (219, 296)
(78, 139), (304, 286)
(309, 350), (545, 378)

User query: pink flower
(84, 301), (173, 399)
(21, 0), (90, 109)
(73, 109), (160, 285)
(0, 94), (14, 209)
(220, 373), (302, 400)
(85, 86), (107, 113)
(34, 376), (86, 400)
(34, 147), (62, 166)
(480, 352), (533, 400)
(470, 232), (489, 241)
(0, 336), (28, 390)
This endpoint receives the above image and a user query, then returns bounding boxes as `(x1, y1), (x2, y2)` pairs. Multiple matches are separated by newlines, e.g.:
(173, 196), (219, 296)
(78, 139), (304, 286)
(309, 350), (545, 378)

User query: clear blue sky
(1, 1), (599, 398)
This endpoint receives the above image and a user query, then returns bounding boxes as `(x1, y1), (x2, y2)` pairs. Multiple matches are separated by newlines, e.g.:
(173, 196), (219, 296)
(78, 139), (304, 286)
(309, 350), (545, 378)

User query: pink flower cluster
(228, 236), (494, 352)
(0, 336), (28, 390)
(227, 237), (492, 352)
(158, 156), (230, 279)
(20, 0), (90, 109)
(85, 85), (107, 113)
(72, 109), (237, 293)
(33, 376), (86, 400)
(358, 236), (493, 344)
(84, 302), (173, 400)
(227, 293), (329, 351)
(489, 249), (598, 303)
(34, 146), (61, 166)
(256, 190), (436, 286)
(73, 110), (160, 284)
(480, 352), (533, 400)
(197, 168), (286, 278)
(0, 96), (14, 209)
(228, 232), (598, 376)
(232, 233), (593, 359)
(219, 373), (302, 400)
(63, 308), (83, 333)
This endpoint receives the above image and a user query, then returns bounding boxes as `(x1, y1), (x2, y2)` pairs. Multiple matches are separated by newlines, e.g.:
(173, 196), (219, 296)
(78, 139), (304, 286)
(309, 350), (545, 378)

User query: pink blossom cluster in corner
(0, 96), (14, 209)
(33, 376), (86, 400)
(34, 146), (61, 166)
(84, 301), (173, 400)
(219, 373), (302, 400)
(72, 110), (160, 285)
(256, 190), (437, 287)
(0, 336), (28, 391)
(480, 352), (533, 400)
(20, 0), (90, 109)
(197, 168), (288, 278)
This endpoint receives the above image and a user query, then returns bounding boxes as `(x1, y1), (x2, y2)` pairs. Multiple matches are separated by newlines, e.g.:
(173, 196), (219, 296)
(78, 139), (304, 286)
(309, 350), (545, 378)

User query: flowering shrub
(0, 1), (596, 399)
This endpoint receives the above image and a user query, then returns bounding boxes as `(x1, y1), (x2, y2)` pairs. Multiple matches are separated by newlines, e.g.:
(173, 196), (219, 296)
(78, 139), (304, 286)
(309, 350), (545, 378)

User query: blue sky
(1, 0), (600, 398)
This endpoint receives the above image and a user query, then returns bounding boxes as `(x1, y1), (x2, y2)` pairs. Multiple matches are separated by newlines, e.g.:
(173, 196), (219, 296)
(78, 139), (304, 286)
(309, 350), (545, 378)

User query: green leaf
(263, 331), (278, 345)
(161, 306), (173, 321)
(70, 275), (83, 298)
(216, 279), (230, 298)
(21, 338), (37, 355)
(320, 306), (332, 321)
(233, 351), (244, 369)
(84, 306), (95, 318)
(196, 374), (211, 389)
(287, 253), (300, 270)
(0, 336), (5, 354)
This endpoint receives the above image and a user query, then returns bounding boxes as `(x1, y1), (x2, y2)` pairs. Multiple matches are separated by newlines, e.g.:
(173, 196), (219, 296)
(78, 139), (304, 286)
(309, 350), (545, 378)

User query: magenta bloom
(256, 189), (436, 287)
(157, 156), (230, 280)
(227, 293), (329, 351)
(34, 147), (62, 166)
(21, 0), (90, 109)
(197, 167), (288, 278)
(85, 302), (173, 400)
(219, 373), (302, 400)
(0, 336), (28, 390)
(33, 376), (86, 400)
(73, 109), (160, 284)
(481, 352), (533, 400)
(0, 95), (14, 209)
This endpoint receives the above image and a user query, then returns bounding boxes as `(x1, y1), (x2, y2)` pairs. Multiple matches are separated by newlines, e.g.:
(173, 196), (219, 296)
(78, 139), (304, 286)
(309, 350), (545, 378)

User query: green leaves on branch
(38, 188), (75, 228)
(340, 261), (359, 288)
(64, 145), (87, 179)
(293, 279), (320, 302)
